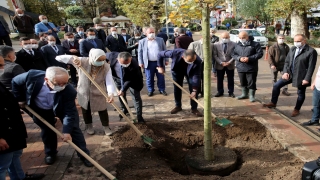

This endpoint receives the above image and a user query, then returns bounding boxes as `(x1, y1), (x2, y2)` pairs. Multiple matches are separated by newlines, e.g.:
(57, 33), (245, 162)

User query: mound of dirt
(111, 116), (303, 180)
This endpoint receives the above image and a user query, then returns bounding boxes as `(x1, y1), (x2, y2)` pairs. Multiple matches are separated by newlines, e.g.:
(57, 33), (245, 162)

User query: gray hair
(117, 52), (132, 62)
(146, 27), (155, 32)
(277, 34), (285, 38)
(174, 27), (179, 32)
(45, 67), (69, 81)
(178, 28), (185, 34)
(0, 45), (14, 58)
(210, 28), (217, 33)
(133, 29), (141, 35)
(47, 35), (56, 40)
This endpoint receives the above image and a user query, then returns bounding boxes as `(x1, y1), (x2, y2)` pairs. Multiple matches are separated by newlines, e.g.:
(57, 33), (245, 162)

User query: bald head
(239, 31), (249, 42)
(16, 8), (24, 15)
(110, 27), (116, 31)
(221, 32), (230, 39)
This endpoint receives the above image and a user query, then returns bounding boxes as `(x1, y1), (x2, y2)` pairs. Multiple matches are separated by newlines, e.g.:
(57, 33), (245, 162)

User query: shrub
(265, 34), (276, 41)
(267, 26), (275, 34)
(218, 25), (227, 30)
(222, 18), (238, 27)
(58, 31), (65, 39)
(307, 39), (320, 47)
(312, 31), (320, 39)
(285, 36), (293, 43)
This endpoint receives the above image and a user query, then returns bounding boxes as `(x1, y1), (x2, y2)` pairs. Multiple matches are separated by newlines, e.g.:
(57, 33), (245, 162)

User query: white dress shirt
(147, 40), (159, 61)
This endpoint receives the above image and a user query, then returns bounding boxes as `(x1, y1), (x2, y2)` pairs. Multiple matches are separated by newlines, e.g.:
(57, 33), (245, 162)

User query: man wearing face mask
(0, 45), (25, 90)
(41, 36), (65, 68)
(213, 32), (236, 98)
(74, 26), (87, 41)
(80, 28), (106, 57)
(231, 31), (263, 102)
(38, 32), (48, 50)
(121, 29), (131, 45)
(108, 52), (145, 122)
(70, 49), (116, 135)
(106, 27), (127, 52)
(138, 27), (168, 96)
(62, 32), (80, 87)
(127, 30), (143, 63)
(157, 49), (203, 117)
(30, 38), (39, 49)
(263, 34), (317, 118)
(13, 8), (35, 39)
(12, 67), (94, 167)
(92, 17), (107, 47)
(35, 15), (61, 45)
(15, 37), (47, 72)
(267, 34), (290, 96)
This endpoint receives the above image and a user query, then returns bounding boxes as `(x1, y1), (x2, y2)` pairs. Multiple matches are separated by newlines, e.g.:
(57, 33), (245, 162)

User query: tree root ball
(185, 146), (237, 176)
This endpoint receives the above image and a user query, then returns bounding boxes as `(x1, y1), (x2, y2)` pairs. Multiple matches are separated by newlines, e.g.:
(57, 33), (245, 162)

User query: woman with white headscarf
(72, 48), (116, 135)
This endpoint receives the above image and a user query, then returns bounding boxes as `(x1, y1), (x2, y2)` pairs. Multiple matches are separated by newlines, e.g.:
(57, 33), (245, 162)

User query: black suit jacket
(79, 38), (106, 57)
(12, 70), (80, 134)
(0, 82), (27, 154)
(95, 29), (107, 47)
(41, 44), (66, 67)
(122, 34), (131, 43)
(157, 32), (168, 43)
(106, 34), (127, 52)
(74, 33), (87, 41)
(62, 40), (80, 56)
(15, 48), (47, 71)
(107, 52), (144, 91)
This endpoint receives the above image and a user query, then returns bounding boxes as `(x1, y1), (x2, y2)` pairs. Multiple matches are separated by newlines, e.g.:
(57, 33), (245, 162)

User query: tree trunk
(291, 10), (309, 38)
(202, 4), (214, 161)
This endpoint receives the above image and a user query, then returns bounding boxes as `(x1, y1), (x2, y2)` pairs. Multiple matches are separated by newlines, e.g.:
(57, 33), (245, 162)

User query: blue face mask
(78, 31), (84, 35)
(92, 60), (105, 66)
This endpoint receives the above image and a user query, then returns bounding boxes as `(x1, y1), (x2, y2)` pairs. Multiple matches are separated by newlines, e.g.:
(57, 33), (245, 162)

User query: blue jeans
(172, 71), (199, 110)
(312, 88), (320, 122)
(145, 61), (165, 92)
(271, 78), (306, 110)
(0, 150), (25, 180)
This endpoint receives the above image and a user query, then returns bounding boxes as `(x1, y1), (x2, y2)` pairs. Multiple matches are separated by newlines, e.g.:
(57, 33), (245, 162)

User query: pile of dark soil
(111, 116), (303, 180)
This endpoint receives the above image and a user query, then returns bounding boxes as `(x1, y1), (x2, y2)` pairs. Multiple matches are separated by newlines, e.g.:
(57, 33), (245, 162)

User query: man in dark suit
(106, 27), (127, 52)
(15, 37), (47, 72)
(127, 30), (143, 63)
(156, 29), (168, 44)
(157, 49), (203, 117)
(93, 17), (107, 47)
(74, 26), (86, 41)
(41, 35), (65, 68)
(12, 67), (93, 167)
(121, 29), (131, 44)
(62, 32), (79, 87)
(0, 56), (45, 180)
(0, 15), (12, 46)
(175, 28), (193, 50)
(79, 28), (106, 57)
(38, 32), (48, 50)
(108, 52), (145, 123)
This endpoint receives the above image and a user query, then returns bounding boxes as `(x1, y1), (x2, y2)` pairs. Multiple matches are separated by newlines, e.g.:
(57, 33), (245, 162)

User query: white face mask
(148, 33), (155, 39)
(239, 39), (247, 44)
(92, 60), (105, 66)
(87, 35), (95, 40)
(13, 56), (17, 62)
(111, 31), (117, 36)
(67, 38), (74, 42)
(294, 42), (302, 48)
(185, 61), (194, 65)
(122, 33), (126, 36)
(23, 44), (32, 50)
(32, 44), (39, 49)
(135, 36), (141, 39)
(49, 41), (56, 46)
(120, 62), (131, 68)
(277, 39), (284, 44)
(18, 14), (24, 17)
(222, 38), (229, 44)
(53, 85), (66, 92)
(0, 69), (4, 76)
(41, 19), (48, 24)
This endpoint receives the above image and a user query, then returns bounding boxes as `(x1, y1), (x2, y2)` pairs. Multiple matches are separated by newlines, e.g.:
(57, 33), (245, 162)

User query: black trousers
(69, 64), (77, 85)
(114, 78), (143, 116)
(238, 72), (257, 90)
(81, 102), (109, 126)
(31, 106), (57, 156)
(216, 67), (234, 94)
(0, 35), (12, 47)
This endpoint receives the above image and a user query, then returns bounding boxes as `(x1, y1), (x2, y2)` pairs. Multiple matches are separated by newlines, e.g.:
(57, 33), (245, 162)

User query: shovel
(112, 80), (137, 123)
(163, 73), (232, 127)
(25, 105), (118, 180)
(77, 65), (154, 146)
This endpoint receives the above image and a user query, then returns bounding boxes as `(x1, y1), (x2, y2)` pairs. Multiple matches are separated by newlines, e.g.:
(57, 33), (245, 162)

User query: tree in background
(64, 6), (87, 27)
(236, 0), (272, 33)
(266, 0), (320, 38)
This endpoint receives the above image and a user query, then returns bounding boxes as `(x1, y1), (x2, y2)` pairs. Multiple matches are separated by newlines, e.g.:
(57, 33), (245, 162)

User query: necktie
(223, 43), (227, 54)
(120, 66), (124, 88)
(53, 46), (58, 53)
(292, 48), (300, 73)
(91, 40), (98, 48)
(28, 50), (33, 56)
(114, 35), (118, 40)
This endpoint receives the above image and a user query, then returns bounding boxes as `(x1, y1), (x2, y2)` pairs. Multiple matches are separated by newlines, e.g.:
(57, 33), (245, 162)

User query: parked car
(256, 25), (266, 34)
(229, 29), (268, 47)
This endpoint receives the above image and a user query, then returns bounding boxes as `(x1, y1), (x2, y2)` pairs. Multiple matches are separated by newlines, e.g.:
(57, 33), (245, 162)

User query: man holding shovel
(157, 49), (203, 117)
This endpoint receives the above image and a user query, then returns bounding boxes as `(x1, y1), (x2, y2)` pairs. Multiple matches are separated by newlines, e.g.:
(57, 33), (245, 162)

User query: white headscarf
(89, 48), (106, 65)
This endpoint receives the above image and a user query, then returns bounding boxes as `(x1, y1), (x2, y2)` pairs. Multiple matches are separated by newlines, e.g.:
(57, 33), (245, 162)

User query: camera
(302, 157), (320, 180)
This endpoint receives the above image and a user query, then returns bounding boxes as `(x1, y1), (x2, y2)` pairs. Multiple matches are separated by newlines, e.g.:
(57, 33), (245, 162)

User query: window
(246, 30), (262, 37)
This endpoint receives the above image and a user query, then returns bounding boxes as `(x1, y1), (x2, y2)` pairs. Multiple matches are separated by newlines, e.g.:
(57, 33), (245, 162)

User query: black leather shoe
(81, 158), (94, 167)
(302, 120), (319, 126)
(45, 155), (56, 165)
(214, 93), (223, 97)
(24, 172), (45, 180)
(160, 90), (167, 96)
(229, 93), (235, 98)
(148, 91), (154, 97)
(137, 115), (145, 123)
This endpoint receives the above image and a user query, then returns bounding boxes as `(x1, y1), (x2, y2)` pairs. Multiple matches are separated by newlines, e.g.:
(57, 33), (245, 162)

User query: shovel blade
(215, 118), (233, 127)
(141, 135), (155, 146)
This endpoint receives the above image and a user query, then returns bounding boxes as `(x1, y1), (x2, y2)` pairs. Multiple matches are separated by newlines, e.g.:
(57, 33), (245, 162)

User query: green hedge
(265, 34), (276, 41)
(222, 18), (238, 27)
(267, 26), (275, 34)
(312, 31), (320, 39)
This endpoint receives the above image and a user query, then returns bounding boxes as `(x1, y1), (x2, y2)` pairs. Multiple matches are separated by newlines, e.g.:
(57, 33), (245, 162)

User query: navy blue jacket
(157, 48), (202, 89)
(79, 38), (106, 57)
(156, 32), (168, 43)
(105, 34), (127, 52)
(11, 70), (79, 134)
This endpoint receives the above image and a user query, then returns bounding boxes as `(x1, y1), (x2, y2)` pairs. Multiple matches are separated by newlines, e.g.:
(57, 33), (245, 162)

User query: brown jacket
(13, 15), (34, 33)
(267, 43), (290, 68)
